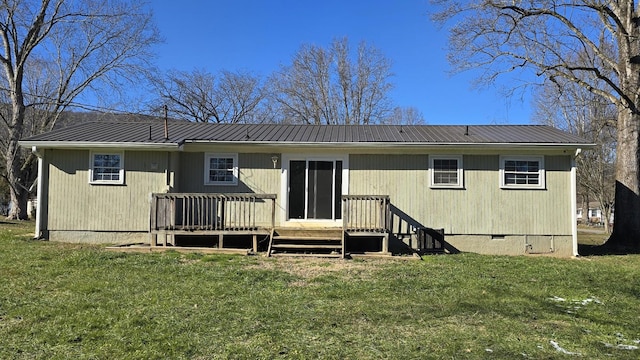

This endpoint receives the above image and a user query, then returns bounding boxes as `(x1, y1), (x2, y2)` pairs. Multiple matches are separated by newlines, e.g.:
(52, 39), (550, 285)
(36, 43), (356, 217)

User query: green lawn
(1, 221), (639, 359)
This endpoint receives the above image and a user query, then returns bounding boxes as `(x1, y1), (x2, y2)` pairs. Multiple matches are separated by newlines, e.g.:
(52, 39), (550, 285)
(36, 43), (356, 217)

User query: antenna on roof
(163, 105), (169, 140)
(464, 125), (469, 136)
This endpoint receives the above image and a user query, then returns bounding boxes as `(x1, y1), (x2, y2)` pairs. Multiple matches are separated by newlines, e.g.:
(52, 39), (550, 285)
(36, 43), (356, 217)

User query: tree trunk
(6, 100), (28, 220)
(607, 107), (640, 250)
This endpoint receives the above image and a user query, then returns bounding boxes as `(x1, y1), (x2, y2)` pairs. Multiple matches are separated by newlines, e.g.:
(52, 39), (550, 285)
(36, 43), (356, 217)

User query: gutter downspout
(31, 146), (44, 239)
(571, 148), (581, 256)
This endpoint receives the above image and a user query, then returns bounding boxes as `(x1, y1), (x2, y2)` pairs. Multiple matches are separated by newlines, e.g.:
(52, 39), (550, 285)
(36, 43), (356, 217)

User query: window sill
(89, 181), (125, 185)
(429, 185), (465, 189)
(204, 182), (238, 186)
(500, 185), (546, 190)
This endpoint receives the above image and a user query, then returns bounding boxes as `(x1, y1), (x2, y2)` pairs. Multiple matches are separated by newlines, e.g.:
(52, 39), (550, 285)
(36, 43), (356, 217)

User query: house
(20, 121), (592, 257)
(577, 201), (613, 227)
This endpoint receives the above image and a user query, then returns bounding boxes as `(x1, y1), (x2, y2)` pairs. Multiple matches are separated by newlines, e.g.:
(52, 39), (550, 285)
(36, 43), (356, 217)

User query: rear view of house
(20, 122), (591, 257)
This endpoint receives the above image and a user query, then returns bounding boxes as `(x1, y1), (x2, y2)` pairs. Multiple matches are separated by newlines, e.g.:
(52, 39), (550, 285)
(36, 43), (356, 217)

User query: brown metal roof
(21, 121), (592, 146)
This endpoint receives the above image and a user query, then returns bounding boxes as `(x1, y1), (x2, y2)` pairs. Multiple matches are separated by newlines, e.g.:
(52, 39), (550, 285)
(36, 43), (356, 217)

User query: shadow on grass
(0, 220), (24, 225)
(578, 242), (640, 256)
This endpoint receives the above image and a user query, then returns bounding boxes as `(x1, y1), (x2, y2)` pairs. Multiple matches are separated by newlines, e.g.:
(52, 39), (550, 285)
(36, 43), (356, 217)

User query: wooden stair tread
(272, 235), (342, 241)
(271, 244), (341, 249)
(275, 228), (342, 236)
(267, 228), (345, 258)
(270, 253), (342, 258)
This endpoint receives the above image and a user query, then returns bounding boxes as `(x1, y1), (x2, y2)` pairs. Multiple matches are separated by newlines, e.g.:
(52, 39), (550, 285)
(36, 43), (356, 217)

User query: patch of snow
(577, 297), (602, 305)
(549, 296), (566, 302)
(550, 340), (582, 356)
(548, 296), (603, 314)
(485, 348), (493, 353)
(633, 340), (640, 344)
(604, 343), (639, 351)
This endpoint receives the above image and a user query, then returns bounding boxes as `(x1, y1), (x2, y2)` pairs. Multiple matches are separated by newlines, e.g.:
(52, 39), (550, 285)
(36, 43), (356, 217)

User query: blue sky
(150, 0), (533, 125)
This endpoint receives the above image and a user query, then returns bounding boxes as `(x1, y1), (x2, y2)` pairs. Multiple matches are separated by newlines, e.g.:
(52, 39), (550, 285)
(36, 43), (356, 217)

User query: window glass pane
(92, 154), (121, 182)
(503, 159), (540, 186)
(433, 158), (459, 185)
(208, 156), (235, 183)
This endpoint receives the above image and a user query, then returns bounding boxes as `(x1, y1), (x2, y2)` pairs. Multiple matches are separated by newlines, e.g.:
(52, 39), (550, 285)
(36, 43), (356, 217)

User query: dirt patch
(249, 257), (387, 283)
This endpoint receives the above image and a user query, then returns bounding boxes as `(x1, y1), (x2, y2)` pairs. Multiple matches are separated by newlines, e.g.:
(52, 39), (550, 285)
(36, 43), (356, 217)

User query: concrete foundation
(48, 230), (149, 245)
(446, 234), (574, 257)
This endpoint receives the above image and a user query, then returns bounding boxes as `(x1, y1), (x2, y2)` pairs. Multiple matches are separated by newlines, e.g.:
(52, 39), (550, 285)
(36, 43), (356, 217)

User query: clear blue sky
(150, 0), (533, 125)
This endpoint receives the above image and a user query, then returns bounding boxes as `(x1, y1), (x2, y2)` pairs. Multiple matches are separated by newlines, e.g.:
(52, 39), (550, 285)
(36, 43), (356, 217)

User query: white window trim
(429, 155), (464, 189)
(499, 155), (545, 189)
(204, 153), (238, 186)
(89, 151), (125, 185)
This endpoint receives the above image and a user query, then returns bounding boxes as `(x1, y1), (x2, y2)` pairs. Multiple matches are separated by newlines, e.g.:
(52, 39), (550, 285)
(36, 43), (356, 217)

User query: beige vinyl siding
(349, 154), (572, 236)
(46, 149), (169, 231)
(178, 152), (280, 194)
(177, 152), (281, 225)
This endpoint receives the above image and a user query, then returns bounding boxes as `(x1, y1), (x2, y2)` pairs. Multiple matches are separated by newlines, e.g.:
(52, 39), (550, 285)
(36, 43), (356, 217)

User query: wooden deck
(150, 193), (276, 251)
(149, 193), (441, 257)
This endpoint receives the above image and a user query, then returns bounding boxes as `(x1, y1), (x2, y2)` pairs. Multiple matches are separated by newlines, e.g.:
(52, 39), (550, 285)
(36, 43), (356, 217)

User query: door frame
(280, 153), (349, 227)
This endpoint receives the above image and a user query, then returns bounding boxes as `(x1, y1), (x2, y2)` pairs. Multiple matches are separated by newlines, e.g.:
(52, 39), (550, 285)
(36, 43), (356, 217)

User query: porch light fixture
(271, 155), (279, 168)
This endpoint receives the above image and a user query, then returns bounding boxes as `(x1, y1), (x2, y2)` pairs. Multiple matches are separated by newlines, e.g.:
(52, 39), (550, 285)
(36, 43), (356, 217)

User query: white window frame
(204, 153), (238, 186)
(89, 151), (125, 185)
(499, 155), (545, 189)
(429, 155), (464, 189)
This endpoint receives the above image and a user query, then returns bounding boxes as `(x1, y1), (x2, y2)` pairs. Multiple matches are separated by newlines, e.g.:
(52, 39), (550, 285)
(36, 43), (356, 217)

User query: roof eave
(183, 140), (595, 150)
(19, 140), (181, 150)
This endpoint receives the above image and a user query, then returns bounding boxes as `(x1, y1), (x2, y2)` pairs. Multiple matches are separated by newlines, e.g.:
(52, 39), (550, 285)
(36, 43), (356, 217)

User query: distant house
(577, 202), (613, 226)
(20, 122), (591, 257)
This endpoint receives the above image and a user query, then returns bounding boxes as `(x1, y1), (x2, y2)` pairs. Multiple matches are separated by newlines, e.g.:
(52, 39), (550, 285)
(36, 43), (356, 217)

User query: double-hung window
(500, 156), (545, 189)
(204, 153), (238, 186)
(429, 155), (463, 188)
(90, 151), (124, 184)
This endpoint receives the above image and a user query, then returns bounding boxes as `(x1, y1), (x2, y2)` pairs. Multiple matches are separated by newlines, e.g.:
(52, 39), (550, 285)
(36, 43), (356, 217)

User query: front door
(288, 160), (343, 220)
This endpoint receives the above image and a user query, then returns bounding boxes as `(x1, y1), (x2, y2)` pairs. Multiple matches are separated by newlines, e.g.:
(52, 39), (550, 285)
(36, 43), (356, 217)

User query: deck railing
(151, 193), (276, 232)
(342, 195), (390, 233)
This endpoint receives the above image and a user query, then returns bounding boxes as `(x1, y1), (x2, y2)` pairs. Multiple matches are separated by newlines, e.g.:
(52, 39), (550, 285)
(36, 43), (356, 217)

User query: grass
(577, 227), (609, 247)
(1, 221), (639, 359)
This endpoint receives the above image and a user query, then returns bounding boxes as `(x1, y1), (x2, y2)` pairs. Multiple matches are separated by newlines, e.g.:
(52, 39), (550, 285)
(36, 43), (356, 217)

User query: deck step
(271, 244), (341, 249)
(272, 235), (342, 241)
(270, 252), (342, 258)
(274, 228), (342, 236)
(267, 228), (345, 258)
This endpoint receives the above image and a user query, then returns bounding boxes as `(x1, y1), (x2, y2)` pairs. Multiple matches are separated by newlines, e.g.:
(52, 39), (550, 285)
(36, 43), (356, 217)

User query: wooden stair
(267, 228), (345, 258)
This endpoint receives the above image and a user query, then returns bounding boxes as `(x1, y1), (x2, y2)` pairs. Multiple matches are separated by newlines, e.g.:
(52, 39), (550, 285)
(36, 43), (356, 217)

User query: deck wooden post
(219, 234), (224, 249)
(270, 197), (276, 230)
(342, 196), (347, 258)
(382, 233), (389, 254)
(150, 194), (157, 233)
(252, 234), (258, 253)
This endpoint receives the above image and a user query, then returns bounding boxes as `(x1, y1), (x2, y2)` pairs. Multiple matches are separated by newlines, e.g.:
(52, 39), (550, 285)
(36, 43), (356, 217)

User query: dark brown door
(288, 160), (342, 220)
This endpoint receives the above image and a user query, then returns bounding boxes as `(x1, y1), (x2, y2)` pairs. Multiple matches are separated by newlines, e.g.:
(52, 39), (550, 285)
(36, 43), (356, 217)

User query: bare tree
(432, 0), (640, 250)
(533, 78), (616, 233)
(382, 106), (426, 125)
(0, 0), (160, 219)
(152, 68), (267, 123)
(269, 37), (394, 124)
